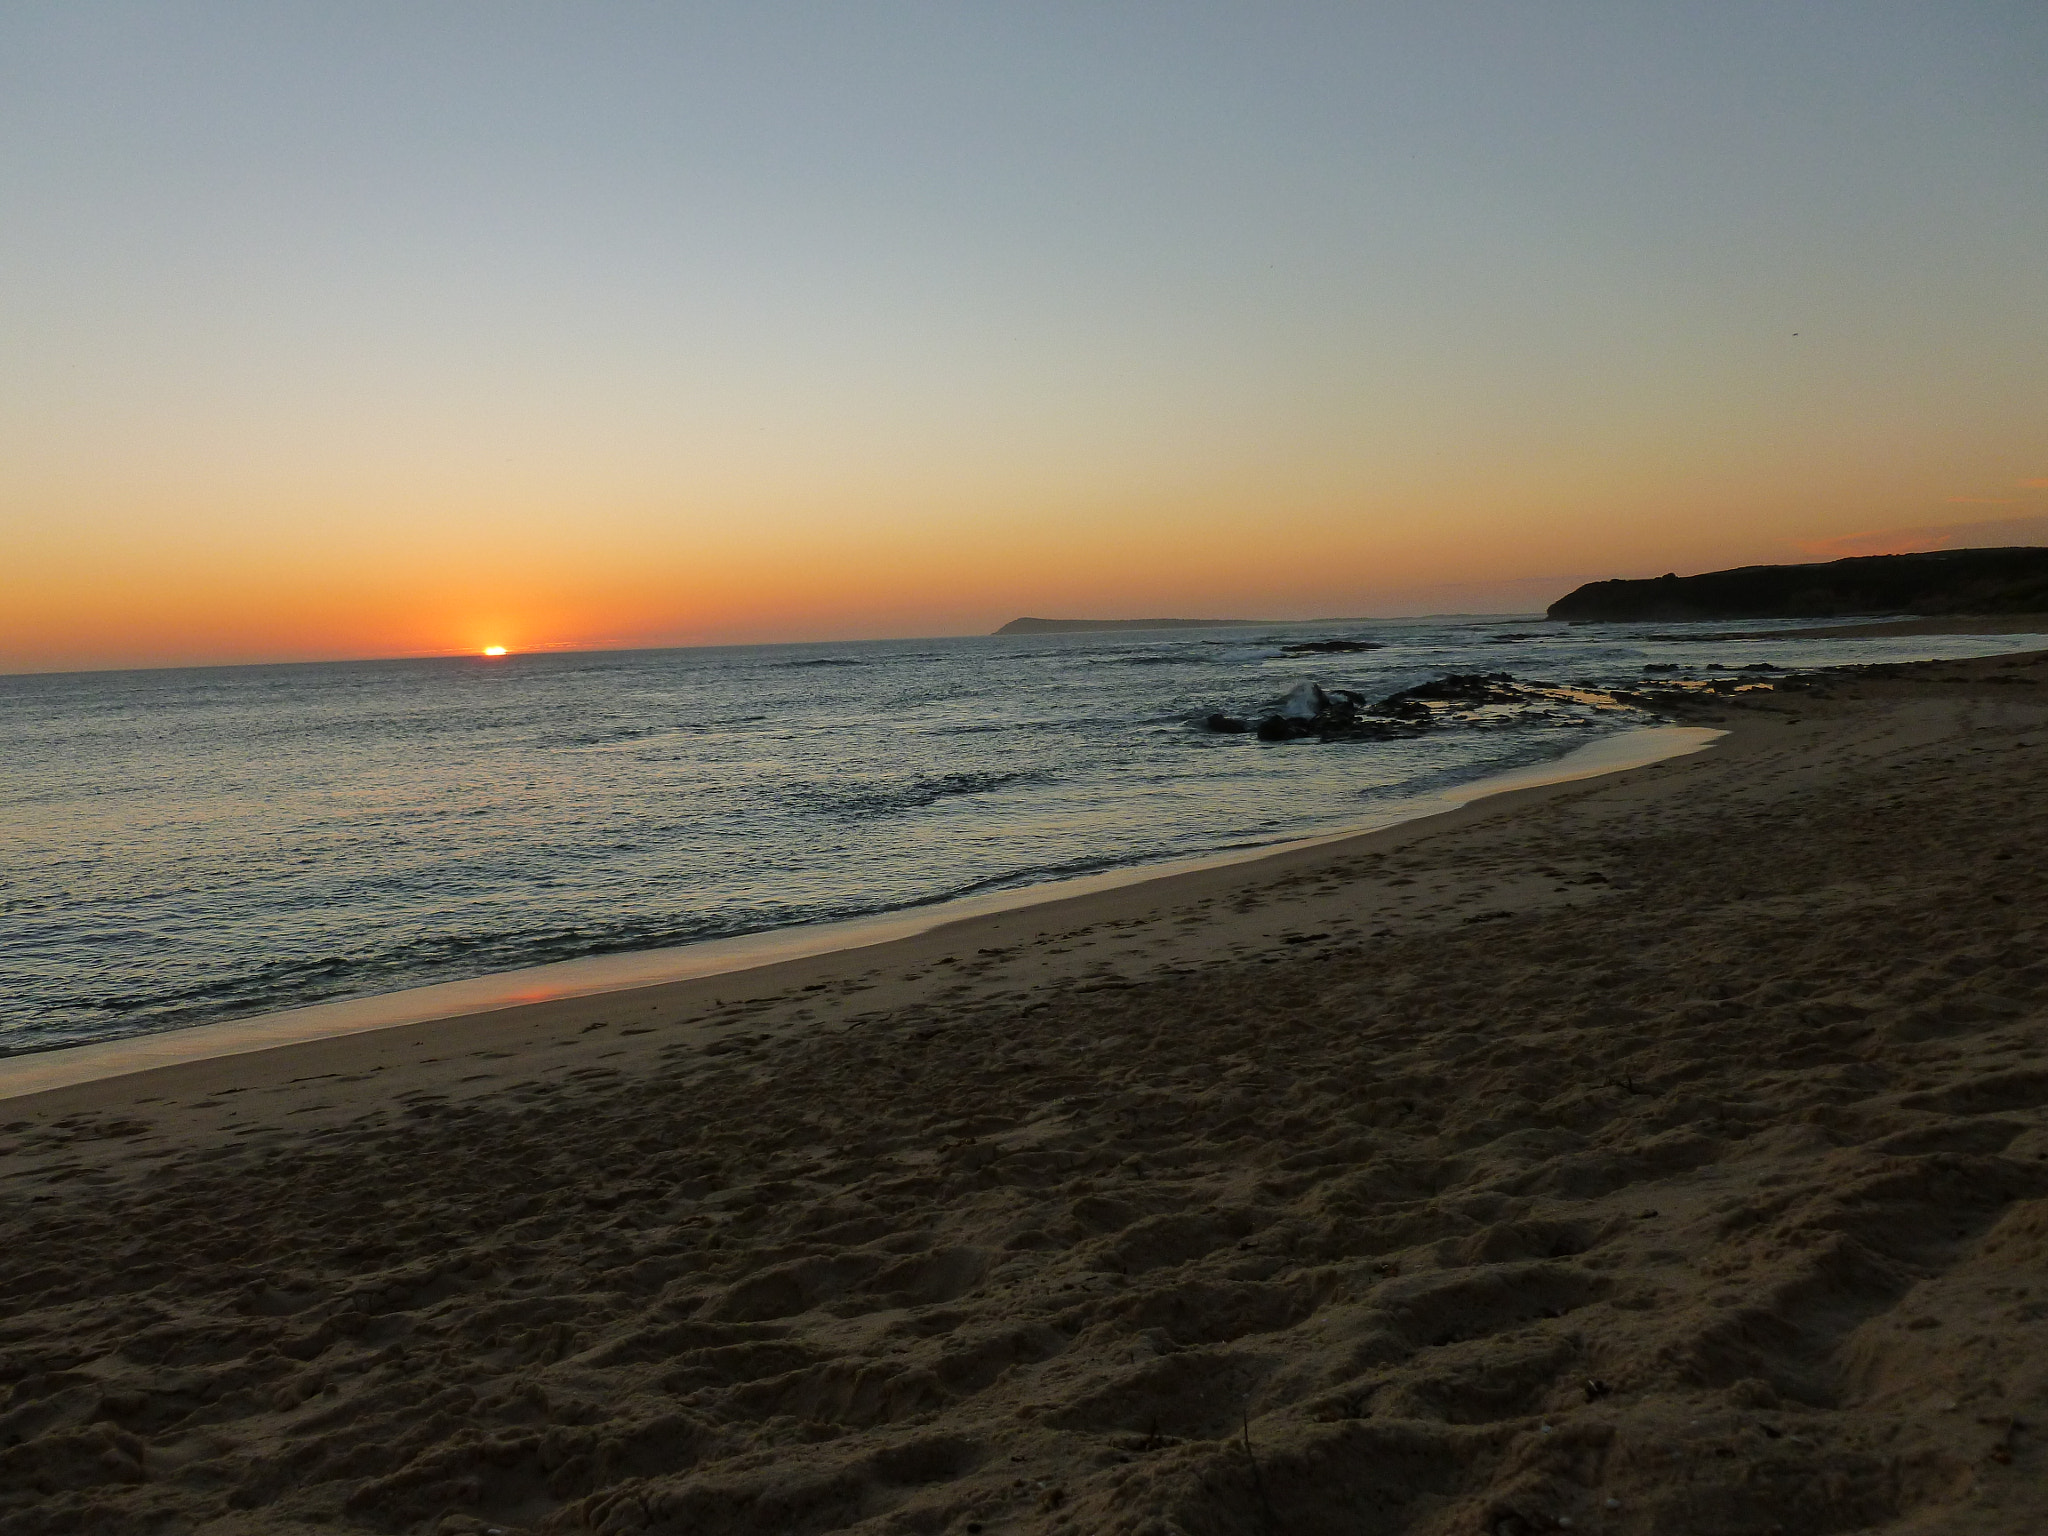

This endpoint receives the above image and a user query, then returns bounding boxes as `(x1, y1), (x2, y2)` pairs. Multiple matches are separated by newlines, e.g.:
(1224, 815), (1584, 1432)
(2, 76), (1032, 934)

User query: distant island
(994, 617), (1275, 635)
(1547, 547), (2048, 623)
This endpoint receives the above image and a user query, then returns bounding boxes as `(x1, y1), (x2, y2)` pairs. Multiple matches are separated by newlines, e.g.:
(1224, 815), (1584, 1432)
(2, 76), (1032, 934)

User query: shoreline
(1645, 612), (2048, 641)
(0, 722), (1719, 1102)
(6, 647), (2048, 1535)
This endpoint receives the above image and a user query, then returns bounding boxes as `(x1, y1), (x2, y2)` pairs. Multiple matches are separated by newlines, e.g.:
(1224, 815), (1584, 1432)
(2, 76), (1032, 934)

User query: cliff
(1547, 547), (2048, 623)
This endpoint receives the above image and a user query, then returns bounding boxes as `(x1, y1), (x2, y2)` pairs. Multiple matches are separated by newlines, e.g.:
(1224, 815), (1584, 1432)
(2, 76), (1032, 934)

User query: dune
(3, 650), (2046, 1534)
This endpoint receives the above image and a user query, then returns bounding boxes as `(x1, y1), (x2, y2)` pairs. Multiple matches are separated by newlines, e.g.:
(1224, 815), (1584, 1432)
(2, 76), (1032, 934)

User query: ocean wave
(22, 624), (1988, 1052)
(792, 769), (1056, 818)
(918, 718), (1071, 737)
(37, 911), (791, 1044)
(557, 724), (668, 747)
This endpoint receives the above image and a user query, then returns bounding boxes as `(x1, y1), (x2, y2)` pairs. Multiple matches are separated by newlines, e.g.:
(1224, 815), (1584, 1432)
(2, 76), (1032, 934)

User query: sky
(4, 3), (2045, 672)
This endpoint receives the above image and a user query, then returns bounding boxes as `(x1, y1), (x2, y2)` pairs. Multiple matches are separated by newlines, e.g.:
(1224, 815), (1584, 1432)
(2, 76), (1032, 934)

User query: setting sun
(482, 646), (508, 657)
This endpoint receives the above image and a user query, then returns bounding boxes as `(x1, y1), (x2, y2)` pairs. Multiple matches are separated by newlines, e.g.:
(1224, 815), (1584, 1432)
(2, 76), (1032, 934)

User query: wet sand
(4, 650), (2047, 1534)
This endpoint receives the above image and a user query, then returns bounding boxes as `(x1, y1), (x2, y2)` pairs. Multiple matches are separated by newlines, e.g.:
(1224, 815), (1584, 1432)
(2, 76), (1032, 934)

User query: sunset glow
(483, 647), (508, 658)
(3, 7), (2044, 674)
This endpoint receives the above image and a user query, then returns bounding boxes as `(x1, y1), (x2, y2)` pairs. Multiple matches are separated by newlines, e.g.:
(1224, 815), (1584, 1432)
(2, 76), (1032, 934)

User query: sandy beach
(5, 649), (2047, 1535)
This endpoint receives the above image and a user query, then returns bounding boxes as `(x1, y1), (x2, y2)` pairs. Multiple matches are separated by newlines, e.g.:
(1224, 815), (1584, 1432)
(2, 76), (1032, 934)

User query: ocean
(2, 616), (2030, 1055)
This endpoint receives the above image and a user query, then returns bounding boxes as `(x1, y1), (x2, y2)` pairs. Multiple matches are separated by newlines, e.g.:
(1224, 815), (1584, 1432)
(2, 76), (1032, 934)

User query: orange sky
(5, 7), (2045, 673)
(15, 485), (2048, 673)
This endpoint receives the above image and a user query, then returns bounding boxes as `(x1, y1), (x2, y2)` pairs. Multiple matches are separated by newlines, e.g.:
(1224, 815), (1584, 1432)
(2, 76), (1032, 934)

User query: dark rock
(1209, 669), (1658, 746)
(1275, 680), (1362, 725)
(1274, 680), (1331, 727)
(1245, 681), (1391, 742)
(1372, 672), (1524, 714)
(1278, 638), (1382, 655)
(1202, 713), (1249, 734)
(1374, 694), (1433, 722)
(1642, 662), (1679, 673)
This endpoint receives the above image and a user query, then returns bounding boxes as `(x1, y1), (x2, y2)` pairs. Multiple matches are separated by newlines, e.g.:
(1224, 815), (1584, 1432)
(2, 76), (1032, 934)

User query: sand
(4, 650), (2047, 1535)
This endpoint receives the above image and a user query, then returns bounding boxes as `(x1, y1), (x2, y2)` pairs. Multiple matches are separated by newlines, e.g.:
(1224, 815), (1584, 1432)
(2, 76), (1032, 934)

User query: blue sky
(4, 4), (2045, 667)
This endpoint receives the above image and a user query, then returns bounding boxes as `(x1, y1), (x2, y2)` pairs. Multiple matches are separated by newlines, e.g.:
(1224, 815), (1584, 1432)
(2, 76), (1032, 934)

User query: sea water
(1, 617), (2032, 1053)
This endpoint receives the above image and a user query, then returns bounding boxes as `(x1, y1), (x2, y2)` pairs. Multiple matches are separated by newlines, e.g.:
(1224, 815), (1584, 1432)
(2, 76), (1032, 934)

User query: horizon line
(0, 610), (1553, 681)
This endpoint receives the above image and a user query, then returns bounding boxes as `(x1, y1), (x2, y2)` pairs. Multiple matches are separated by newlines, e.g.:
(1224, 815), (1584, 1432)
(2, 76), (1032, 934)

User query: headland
(1549, 546), (2048, 623)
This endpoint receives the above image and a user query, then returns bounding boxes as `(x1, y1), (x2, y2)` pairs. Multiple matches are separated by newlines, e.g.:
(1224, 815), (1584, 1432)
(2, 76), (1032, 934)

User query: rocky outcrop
(1202, 673), (1608, 743)
(1205, 681), (1385, 742)
(1547, 547), (2048, 623)
(1278, 638), (1382, 655)
(1253, 681), (1370, 741)
(1370, 672), (1528, 719)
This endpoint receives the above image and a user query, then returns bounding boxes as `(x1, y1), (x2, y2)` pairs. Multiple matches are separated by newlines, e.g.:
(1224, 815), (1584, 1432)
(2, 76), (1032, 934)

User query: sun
(482, 645), (508, 657)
